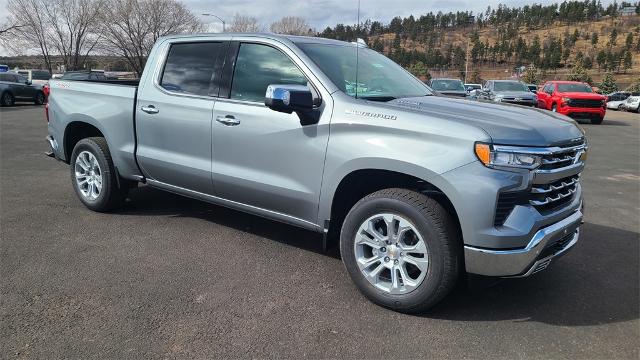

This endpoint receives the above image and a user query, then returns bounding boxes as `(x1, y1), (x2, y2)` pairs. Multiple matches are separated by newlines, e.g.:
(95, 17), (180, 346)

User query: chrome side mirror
(265, 84), (313, 114)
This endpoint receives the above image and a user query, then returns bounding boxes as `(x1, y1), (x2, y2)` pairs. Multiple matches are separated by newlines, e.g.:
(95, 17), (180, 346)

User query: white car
(622, 96), (640, 113)
(607, 99), (627, 110)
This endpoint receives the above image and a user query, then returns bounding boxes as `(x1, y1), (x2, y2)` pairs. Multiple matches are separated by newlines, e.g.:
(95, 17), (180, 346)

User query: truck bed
(47, 79), (142, 179)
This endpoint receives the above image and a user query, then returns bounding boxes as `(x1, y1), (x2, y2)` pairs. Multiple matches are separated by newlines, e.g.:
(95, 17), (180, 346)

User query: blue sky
(0, 0), (618, 54)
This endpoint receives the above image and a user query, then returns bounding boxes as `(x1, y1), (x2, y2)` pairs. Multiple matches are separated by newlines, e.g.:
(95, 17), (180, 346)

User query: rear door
(135, 40), (226, 194)
(210, 40), (332, 224)
(12, 74), (33, 99)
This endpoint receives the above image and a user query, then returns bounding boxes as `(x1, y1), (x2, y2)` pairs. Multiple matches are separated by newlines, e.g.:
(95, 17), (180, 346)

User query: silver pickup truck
(46, 34), (586, 313)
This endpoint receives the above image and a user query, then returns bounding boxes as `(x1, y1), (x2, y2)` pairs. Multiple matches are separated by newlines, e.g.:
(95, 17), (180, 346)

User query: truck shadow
(425, 221), (639, 326)
(119, 186), (638, 327)
(119, 185), (338, 258)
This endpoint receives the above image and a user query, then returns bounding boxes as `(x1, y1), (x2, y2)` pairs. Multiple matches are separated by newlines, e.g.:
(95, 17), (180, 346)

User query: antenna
(355, 0), (361, 99)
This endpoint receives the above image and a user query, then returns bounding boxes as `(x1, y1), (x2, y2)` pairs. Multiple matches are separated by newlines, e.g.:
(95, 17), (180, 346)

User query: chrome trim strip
(531, 176), (579, 194)
(493, 143), (586, 156)
(533, 163), (584, 184)
(530, 187), (577, 206)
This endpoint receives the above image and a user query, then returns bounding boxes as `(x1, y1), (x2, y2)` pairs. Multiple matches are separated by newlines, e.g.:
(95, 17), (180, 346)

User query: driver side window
(544, 84), (554, 95)
(231, 43), (308, 103)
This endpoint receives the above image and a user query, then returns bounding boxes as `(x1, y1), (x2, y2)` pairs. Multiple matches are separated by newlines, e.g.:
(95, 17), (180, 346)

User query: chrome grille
(493, 140), (585, 225)
(529, 175), (579, 212)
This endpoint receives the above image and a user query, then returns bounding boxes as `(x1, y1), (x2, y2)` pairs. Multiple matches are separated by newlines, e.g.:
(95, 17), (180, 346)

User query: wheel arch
(63, 121), (106, 164)
(323, 167), (462, 248)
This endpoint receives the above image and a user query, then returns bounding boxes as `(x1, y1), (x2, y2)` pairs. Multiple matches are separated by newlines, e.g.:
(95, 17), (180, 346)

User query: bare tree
(228, 14), (262, 33)
(270, 16), (313, 36)
(4, 0), (104, 72)
(98, 0), (204, 76)
(3, 0), (55, 72)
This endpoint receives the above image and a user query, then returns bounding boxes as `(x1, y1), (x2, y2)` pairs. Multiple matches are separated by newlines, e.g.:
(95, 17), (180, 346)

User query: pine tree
(591, 32), (599, 46)
(626, 33), (634, 50)
(522, 64), (540, 85)
(567, 62), (593, 84)
(623, 51), (633, 73)
(609, 28), (618, 47)
(598, 72), (618, 93)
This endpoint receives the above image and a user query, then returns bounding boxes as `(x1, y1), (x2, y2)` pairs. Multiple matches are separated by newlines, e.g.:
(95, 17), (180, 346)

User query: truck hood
(386, 96), (584, 147)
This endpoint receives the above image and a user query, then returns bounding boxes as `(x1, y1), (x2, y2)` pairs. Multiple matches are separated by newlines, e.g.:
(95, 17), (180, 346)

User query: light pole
(202, 13), (225, 32)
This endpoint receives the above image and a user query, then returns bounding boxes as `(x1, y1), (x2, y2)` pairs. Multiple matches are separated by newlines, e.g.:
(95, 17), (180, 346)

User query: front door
(136, 40), (225, 194)
(211, 41), (331, 224)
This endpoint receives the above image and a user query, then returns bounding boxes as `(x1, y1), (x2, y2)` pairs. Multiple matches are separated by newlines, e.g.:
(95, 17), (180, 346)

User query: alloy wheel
(353, 213), (429, 294)
(74, 151), (103, 200)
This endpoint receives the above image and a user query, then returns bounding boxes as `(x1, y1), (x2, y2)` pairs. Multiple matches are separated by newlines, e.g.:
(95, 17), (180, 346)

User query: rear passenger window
(161, 42), (222, 96)
(230, 43), (307, 103)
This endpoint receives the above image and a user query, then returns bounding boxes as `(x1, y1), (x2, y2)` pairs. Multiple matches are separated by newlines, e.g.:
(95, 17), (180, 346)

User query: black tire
(340, 188), (461, 313)
(34, 91), (45, 105)
(1, 92), (14, 107)
(590, 116), (604, 125)
(69, 137), (128, 212)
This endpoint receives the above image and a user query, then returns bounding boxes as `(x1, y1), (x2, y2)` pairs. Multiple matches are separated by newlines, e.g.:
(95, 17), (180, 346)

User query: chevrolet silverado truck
(537, 80), (607, 124)
(46, 34), (586, 313)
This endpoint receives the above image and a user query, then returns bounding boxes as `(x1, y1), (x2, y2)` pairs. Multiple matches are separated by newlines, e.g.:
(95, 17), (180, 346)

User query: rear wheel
(70, 137), (128, 212)
(34, 91), (45, 105)
(340, 188), (460, 313)
(1, 92), (14, 107)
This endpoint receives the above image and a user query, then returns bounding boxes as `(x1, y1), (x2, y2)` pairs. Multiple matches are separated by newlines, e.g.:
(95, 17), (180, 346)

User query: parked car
(464, 83), (482, 97)
(0, 72), (46, 106)
(428, 78), (467, 97)
(60, 70), (107, 81)
(606, 91), (631, 110)
(537, 81), (607, 124)
(46, 34), (586, 313)
(15, 69), (52, 86)
(475, 80), (537, 106)
(525, 83), (538, 93)
(621, 94), (640, 112)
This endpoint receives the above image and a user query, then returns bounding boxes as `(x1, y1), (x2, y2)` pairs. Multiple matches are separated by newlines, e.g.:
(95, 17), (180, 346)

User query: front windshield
(494, 81), (530, 92)
(557, 83), (593, 93)
(431, 79), (465, 92)
(298, 43), (431, 101)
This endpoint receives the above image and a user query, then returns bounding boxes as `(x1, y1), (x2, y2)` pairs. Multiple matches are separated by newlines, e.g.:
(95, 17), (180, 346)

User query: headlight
(474, 143), (542, 169)
(562, 97), (572, 104)
(494, 95), (503, 102)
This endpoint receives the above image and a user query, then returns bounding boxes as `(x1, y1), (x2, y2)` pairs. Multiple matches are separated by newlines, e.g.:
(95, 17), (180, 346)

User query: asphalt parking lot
(1, 105), (639, 359)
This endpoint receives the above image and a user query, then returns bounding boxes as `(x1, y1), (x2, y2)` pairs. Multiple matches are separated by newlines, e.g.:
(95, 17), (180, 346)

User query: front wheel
(1, 92), (14, 107)
(70, 137), (128, 212)
(340, 188), (461, 313)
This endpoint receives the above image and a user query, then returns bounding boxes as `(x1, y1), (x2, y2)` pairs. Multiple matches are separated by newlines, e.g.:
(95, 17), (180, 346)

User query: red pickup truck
(537, 80), (607, 124)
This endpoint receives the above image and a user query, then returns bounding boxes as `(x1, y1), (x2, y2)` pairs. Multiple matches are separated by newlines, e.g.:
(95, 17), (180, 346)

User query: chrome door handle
(216, 115), (240, 126)
(141, 105), (159, 114)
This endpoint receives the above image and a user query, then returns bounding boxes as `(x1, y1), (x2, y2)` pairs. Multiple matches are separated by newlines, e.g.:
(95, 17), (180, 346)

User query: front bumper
(464, 209), (582, 277)
(559, 106), (605, 119)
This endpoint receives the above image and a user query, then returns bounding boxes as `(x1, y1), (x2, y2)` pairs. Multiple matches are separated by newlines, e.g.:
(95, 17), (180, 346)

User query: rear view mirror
(265, 84), (318, 125)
